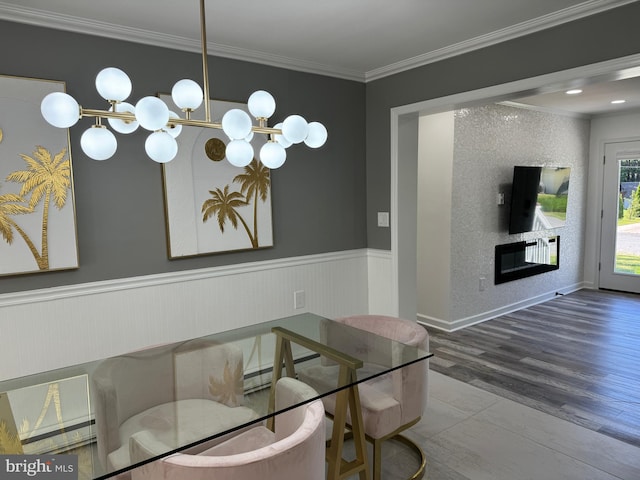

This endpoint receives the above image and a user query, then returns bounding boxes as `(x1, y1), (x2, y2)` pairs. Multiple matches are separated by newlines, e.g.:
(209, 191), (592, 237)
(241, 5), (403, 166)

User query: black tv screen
(508, 166), (570, 234)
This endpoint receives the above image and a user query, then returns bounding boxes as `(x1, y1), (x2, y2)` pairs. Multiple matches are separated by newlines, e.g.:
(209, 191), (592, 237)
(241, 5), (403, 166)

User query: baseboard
(418, 282), (586, 332)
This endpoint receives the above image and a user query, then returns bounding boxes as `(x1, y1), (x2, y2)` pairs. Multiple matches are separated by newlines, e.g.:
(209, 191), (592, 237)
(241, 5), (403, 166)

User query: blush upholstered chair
(91, 339), (259, 477)
(129, 377), (326, 480)
(298, 315), (429, 480)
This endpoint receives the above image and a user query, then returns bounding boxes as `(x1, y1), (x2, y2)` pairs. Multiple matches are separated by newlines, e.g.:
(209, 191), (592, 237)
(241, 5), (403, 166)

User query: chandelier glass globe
(108, 102), (138, 134)
(171, 79), (203, 111)
(273, 122), (292, 148)
(304, 122), (328, 148)
(282, 115), (309, 144)
(80, 126), (117, 161)
(135, 96), (170, 131)
(222, 109), (252, 140)
(41, 92), (80, 128)
(165, 111), (183, 138)
(226, 139), (254, 167)
(145, 131), (178, 163)
(248, 90), (276, 119)
(260, 141), (286, 169)
(95, 67), (132, 102)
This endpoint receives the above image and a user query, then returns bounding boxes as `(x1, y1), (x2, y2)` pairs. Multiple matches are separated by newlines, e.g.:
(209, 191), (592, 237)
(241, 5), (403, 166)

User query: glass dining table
(0, 313), (432, 480)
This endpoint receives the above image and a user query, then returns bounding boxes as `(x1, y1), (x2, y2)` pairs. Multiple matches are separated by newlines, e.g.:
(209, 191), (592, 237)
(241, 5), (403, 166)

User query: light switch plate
(377, 212), (390, 227)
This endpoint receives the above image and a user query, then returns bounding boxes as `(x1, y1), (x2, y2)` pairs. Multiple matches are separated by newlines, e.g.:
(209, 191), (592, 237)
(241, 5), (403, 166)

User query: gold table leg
(326, 366), (370, 480)
(268, 327), (370, 480)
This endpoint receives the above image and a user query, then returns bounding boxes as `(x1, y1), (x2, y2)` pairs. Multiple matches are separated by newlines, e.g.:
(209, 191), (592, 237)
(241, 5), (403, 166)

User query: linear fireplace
(495, 236), (559, 284)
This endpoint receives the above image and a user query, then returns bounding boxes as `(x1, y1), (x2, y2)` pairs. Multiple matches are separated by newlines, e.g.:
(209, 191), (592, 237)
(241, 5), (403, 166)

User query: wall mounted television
(508, 166), (570, 234)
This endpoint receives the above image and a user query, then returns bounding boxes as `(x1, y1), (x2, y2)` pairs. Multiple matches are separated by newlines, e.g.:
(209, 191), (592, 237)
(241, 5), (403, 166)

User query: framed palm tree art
(161, 96), (273, 258)
(0, 75), (79, 276)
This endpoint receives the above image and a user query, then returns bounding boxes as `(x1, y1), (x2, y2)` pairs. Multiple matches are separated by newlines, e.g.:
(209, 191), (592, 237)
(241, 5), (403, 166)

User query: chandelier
(39, 0), (327, 169)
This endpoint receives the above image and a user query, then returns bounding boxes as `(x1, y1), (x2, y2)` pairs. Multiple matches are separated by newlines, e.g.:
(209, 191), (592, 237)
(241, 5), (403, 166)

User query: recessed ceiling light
(611, 99), (626, 104)
(566, 89), (583, 95)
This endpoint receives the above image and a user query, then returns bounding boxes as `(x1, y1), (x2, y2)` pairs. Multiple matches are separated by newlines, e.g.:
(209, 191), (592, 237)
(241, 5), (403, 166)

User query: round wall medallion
(205, 137), (226, 162)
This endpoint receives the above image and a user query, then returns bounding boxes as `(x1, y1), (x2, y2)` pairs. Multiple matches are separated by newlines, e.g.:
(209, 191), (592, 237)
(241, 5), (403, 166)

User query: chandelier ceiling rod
(199, 0), (212, 124)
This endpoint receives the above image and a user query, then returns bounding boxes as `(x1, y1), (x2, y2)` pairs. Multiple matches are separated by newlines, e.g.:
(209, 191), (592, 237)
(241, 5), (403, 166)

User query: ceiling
(511, 74), (640, 117)
(1, 0), (639, 115)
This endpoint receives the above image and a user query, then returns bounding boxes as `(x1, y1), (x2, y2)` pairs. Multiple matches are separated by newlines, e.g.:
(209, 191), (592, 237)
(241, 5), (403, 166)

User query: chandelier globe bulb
(248, 90), (276, 119)
(166, 111), (183, 138)
(282, 115), (308, 144)
(80, 126), (117, 161)
(226, 139), (254, 167)
(260, 141), (286, 169)
(222, 109), (252, 140)
(304, 122), (328, 148)
(273, 122), (292, 148)
(108, 102), (138, 134)
(135, 96), (170, 131)
(95, 67), (132, 102)
(145, 131), (178, 163)
(41, 92), (80, 128)
(171, 79), (203, 111)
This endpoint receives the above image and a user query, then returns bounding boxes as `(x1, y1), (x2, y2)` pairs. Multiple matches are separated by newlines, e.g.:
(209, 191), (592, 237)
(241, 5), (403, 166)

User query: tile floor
(342, 370), (640, 480)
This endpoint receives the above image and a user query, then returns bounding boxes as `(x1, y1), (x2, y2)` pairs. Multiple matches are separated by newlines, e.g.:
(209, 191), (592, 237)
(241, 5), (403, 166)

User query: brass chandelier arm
(80, 108), (282, 135)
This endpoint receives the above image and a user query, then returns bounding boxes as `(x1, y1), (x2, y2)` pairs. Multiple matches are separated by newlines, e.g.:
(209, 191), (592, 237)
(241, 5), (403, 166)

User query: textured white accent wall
(0, 250), (372, 381)
(450, 104), (589, 324)
(415, 103), (589, 330)
(417, 112), (454, 323)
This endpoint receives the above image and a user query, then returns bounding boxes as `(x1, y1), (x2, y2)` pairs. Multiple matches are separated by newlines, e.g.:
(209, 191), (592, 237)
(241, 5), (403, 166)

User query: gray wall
(366, 2), (640, 250)
(0, 20), (366, 294)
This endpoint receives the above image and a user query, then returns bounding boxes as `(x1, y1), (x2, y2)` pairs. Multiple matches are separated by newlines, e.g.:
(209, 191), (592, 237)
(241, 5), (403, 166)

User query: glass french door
(599, 141), (640, 293)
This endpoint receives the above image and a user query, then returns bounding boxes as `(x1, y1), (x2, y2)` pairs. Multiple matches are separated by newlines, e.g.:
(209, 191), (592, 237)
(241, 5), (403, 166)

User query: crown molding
(364, 0), (639, 82)
(0, 1), (365, 82)
(0, 0), (635, 83)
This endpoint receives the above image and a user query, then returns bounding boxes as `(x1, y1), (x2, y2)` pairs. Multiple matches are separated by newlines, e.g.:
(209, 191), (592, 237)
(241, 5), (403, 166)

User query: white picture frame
(160, 95), (273, 259)
(0, 75), (79, 276)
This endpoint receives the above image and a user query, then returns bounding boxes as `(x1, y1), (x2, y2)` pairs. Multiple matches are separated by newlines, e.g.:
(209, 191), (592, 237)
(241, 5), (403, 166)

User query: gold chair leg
(374, 434), (425, 480)
(328, 418), (426, 480)
(394, 434), (426, 480)
(366, 420), (426, 480)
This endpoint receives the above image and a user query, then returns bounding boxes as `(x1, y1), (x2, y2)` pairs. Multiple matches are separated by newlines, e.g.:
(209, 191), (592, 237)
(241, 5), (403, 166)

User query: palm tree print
(202, 184), (257, 247)
(201, 159), (271, 249)
(0, 191), (39, 264)
(3, 145), (71, 270)
(233, 159), (270, 247)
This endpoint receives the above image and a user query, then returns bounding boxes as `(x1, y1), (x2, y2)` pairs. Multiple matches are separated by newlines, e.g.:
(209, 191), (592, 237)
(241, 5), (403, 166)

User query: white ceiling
(1, 0), (639, 114)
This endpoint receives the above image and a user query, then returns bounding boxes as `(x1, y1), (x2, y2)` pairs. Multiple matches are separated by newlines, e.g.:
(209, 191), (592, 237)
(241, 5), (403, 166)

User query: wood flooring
(425, 288), (640, 447)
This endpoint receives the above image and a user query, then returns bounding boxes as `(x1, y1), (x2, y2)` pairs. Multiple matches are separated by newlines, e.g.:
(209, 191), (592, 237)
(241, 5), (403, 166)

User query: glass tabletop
(0, 313), (432, 479)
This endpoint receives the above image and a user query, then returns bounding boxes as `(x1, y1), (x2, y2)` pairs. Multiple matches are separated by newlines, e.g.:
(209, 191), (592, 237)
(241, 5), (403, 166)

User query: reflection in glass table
(0, 313), (432, 480)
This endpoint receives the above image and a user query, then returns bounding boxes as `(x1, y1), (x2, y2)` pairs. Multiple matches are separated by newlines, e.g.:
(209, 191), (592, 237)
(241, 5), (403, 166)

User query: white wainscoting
(366, 249), (394, 315)
(0, 249), (384, 381)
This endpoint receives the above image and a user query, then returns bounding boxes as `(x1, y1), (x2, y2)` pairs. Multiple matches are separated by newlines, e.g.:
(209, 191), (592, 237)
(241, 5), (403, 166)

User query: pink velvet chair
(130, 377), (326, 480)
(298, 315), (429, 480)
(91, 339), (259, 477)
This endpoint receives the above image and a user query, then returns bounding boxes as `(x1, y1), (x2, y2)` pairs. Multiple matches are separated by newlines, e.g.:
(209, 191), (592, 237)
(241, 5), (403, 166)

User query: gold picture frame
(160, 95), (273, 259)
(0, 75), (79, 276)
